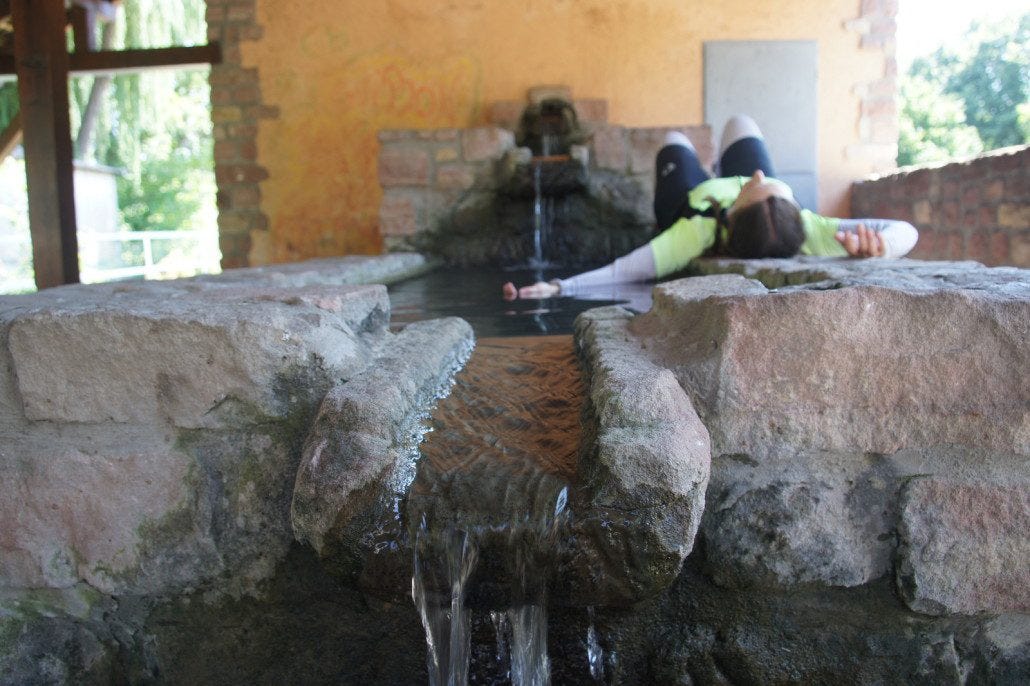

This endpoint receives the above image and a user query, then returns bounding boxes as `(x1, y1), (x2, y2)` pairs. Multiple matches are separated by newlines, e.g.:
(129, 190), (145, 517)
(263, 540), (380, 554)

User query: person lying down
(503, 115), (917, 300)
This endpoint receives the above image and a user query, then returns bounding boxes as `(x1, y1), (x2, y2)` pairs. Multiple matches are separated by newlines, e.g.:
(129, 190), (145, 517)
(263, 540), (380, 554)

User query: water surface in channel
(388, 267), (653, 337)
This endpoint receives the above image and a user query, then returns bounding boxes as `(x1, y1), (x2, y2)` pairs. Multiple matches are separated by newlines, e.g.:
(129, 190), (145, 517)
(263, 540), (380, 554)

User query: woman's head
(724, 171), (805, 258)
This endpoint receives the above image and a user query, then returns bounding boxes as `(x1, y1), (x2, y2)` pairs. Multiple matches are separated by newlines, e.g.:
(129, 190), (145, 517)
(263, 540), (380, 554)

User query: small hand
(501, 280), (560, 299)
(836, 223), (886, 257)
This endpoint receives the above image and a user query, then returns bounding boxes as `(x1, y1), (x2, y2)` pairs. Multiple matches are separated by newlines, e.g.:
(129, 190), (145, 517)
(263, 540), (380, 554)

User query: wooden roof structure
(2, 0), (220, 289)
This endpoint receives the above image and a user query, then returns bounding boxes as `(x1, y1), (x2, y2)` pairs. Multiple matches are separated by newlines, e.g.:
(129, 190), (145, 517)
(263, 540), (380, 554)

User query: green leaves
(898, 13), (1029, 165)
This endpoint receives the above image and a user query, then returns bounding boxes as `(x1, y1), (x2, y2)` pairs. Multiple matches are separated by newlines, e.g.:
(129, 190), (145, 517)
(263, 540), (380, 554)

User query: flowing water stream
(408, 337), (586, 685)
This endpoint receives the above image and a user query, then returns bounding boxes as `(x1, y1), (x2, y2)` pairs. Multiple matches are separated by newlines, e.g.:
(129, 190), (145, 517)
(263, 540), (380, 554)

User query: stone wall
(851, 145), (1030, 267)
(3, 254), (1028, 682)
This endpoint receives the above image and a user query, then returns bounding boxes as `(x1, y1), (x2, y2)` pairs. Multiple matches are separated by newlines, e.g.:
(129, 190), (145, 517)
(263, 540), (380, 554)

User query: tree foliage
(68, 0), (211, 232)
(899, 13), (1029, 165)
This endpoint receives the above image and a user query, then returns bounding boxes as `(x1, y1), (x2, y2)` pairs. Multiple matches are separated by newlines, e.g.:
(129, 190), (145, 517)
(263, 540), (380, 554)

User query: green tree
(944, 14), (1029, 149)
(899, 13), (1029, 164)
(897, 74), (982, 166)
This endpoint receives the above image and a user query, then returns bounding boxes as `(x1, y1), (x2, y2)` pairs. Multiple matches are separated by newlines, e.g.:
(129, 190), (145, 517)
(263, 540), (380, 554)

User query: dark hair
(721, 196), (805, 258)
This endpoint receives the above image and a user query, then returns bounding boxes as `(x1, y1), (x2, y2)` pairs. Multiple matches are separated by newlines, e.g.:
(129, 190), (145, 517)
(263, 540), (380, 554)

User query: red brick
(910, 230), (940, 259)
(435, 164), (475, 191)
(977, 206), (995, 230)
(229, 185), (261, 209)
(462, 127), (514, 162)
(998, 203), (1030, 230)
(988, 232), (1010, 266)
(213, 140), (240, 160)
(243, 104), (279, 121)
(232, 84), (262, 105)
(1006, 176), (1029, 200)
(961, 185), (980, 206)
(224, 123), (258, 140)
(227, 4), (255, 23)
(378, 148), (431, 187)
(946, 232), (965, 260)
(963, 210), (979, 229)
(966, 232), (989, 263)
(379, 194), (418, 237)
(935, 201), (961, 230)
(210, 88), (233, 106)
(984, 179), (1005, 203)
(1010, 232), (1030, 267)
(215, 163), (268, 185)
(903, 169), (930, 196)
(985, 149), (1026, 173)
(247, 212), (268, 232)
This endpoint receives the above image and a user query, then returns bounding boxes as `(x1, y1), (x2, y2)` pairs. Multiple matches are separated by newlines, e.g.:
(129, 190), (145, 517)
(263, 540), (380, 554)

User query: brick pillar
(845, 0), (899, 172)
(206, 0), (277, 269)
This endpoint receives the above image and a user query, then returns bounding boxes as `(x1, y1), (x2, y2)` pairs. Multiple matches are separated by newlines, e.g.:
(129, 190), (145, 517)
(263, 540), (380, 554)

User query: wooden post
(12, 0), (80, 288)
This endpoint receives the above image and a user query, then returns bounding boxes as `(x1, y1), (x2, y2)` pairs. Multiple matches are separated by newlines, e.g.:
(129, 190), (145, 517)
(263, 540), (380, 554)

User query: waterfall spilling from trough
(407, 337), (584, 685)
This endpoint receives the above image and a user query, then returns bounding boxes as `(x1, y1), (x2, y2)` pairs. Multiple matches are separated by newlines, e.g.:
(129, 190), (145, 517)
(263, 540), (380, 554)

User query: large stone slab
(0, 280), (397, 595)
(635, 276), (1029, 459)
(5, 283), (389, 429)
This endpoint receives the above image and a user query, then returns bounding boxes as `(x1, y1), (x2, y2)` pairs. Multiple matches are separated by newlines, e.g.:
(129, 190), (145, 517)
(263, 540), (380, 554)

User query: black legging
(653, 136), (776, 230)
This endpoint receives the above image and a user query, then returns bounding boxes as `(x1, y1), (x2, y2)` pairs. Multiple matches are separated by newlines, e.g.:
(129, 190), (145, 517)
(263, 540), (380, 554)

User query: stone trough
(1, 253), (1027, 683)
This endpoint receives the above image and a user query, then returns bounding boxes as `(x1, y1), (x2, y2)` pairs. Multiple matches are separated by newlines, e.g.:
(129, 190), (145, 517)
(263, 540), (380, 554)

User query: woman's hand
(836, 223), (886, 257)
(502, 280), (560, 300)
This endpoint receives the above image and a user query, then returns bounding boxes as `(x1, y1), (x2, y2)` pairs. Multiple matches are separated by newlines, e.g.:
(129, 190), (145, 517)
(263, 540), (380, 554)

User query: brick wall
(206, 0), (275, 269)
(851, 146), (1030, 266)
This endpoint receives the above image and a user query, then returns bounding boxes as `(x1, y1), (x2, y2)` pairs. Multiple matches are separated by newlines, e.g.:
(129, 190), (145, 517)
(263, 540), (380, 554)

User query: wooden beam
(0, 111), (21, 160)
(67, 4), (88, 54)
(13, 0), (79, 288)
(0, 44), (222, 79)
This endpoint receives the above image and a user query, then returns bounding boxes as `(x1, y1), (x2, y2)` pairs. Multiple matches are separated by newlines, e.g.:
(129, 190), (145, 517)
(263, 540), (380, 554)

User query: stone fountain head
(515, 97), (589, 157)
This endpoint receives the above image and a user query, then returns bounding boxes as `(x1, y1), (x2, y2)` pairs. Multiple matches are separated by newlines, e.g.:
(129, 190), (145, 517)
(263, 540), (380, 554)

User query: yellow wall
(244, 0), (890, 263)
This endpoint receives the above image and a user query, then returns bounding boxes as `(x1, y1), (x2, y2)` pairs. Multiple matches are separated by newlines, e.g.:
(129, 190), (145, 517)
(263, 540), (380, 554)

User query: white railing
(79, 229), (221, 283)
(0, 229), (221, 292)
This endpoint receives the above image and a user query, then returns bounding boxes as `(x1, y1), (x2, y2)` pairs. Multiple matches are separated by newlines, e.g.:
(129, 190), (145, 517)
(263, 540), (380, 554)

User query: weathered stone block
(378, 147), (431, 187)
(897, 477), (1030, 615)
(379, 192), (418, 237)
(6, 284), (388, 429)
(570, 306), (710, 603)
(291, 317), (475, 557)
(591, 125), (628, 171)
(637, 277), (1029, 458)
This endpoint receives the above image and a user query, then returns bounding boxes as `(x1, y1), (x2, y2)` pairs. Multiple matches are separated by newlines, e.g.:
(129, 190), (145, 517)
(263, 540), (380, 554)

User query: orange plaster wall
(244, 0), (890, 263)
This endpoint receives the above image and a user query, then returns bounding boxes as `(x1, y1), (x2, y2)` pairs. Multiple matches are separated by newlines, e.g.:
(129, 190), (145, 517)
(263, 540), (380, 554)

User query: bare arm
(502, 243), (657, 299)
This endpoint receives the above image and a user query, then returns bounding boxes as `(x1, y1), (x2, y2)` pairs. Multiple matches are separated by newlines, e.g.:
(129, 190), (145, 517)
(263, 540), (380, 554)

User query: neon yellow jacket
(649, 177), (846, 278)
